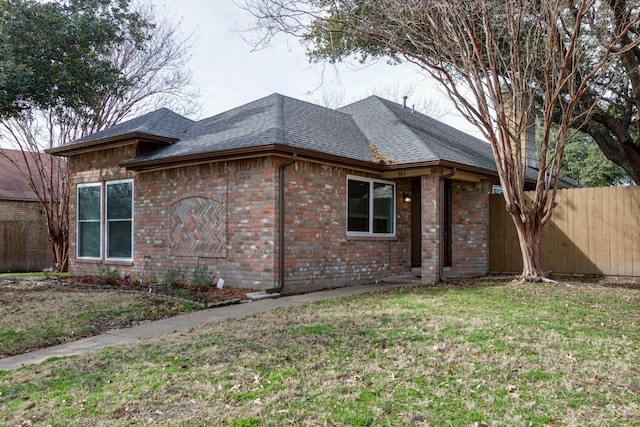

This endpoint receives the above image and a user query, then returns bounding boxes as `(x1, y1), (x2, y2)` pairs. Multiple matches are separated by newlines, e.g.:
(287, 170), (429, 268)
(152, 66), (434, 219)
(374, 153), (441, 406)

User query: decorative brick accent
(170, 196), (227, 257)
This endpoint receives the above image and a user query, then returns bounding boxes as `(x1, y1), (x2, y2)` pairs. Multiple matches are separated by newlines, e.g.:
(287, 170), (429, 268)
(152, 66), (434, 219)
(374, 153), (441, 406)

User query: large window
(347, 176), (395, 236)
(78, 184), (102, 258)
(77, 180), (133, 260)
(106, 180), (133, 259)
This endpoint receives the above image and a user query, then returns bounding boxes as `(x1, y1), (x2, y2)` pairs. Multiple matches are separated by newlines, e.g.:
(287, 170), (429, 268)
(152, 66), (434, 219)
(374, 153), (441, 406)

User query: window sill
(76, 258), (133, 266)
(105, 259), (134, 266)
(346, 235), (398, 241)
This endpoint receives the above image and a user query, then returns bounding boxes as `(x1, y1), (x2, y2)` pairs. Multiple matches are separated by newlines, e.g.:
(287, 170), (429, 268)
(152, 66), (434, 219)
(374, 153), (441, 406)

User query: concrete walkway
(0, 280), (419, 370)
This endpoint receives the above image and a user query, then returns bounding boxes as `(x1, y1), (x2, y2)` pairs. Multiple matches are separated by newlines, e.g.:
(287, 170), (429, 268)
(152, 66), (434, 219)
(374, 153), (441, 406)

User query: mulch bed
(56, 276), (256, 306)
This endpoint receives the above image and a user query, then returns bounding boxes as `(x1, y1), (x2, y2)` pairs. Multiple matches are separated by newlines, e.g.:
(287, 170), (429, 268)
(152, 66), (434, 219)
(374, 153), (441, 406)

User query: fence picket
(490, 186), (640, 276)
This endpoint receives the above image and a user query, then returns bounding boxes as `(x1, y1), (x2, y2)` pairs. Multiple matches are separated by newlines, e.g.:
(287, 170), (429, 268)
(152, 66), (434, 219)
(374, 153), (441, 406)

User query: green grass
(0, 280), (638, 425)
(0, 271), (68, 278)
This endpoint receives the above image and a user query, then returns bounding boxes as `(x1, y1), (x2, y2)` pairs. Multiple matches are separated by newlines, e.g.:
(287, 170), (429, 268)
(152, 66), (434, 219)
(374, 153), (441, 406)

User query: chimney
(503, 92), (538, 170)
(403, 95), (408, 108)
(524, 116), (537, 168)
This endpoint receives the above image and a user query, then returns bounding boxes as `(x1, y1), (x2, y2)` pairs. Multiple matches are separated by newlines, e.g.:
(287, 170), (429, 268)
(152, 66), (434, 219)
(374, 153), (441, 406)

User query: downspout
(268, 153), (297, 294)
(440, 167), (456, 281)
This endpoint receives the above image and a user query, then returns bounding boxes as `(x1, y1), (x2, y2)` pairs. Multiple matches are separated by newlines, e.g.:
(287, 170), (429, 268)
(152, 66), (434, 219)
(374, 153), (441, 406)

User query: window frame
(76, 179), (134, 262)
(105, 179), (134, 261)
(346, 175), (396, 237)
(77, 183), (103, 260)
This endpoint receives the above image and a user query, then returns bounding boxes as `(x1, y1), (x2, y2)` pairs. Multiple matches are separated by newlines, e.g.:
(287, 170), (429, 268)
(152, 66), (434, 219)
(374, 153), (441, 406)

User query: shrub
(164, 268), (187, 287)
(97, 266), (120, 285)
(191, 265), (214, 287)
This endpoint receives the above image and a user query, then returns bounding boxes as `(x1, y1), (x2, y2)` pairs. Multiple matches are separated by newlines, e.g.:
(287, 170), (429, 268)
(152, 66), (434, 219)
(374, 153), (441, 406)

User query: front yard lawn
(1, 278), (639, 425)
(0, 279), (200, 357)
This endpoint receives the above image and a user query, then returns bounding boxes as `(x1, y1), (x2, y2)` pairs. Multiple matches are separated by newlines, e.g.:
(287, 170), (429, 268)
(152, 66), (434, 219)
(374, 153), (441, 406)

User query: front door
(443, 179), (452, 267)
(410, 178), (422, 268)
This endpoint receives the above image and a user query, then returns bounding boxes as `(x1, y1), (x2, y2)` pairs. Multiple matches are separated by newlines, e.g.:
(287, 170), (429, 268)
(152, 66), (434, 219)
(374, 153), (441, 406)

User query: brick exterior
(65, 143), (491, 291)
(447, 179), (492, 278)
(420, 174), (441, 283)
(0, 200), (43, 222)
(282, 161), (412, 293)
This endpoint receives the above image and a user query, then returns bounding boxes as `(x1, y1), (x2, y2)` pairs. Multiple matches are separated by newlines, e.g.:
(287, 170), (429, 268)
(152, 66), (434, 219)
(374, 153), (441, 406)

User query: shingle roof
(57, 93), (499, 175)
(0, 149), (49, 201)
(128, 93), (374, 164)
(69, 108), (195, 145)
(339, 96), (496, 171)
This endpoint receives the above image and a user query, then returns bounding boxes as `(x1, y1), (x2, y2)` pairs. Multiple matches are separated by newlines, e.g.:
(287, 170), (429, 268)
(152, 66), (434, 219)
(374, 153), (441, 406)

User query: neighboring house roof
(0, 149), (45, 201)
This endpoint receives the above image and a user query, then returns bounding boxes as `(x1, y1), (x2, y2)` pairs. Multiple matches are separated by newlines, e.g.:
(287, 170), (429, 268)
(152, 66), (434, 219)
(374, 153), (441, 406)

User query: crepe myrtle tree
(0, 0), (197, 271)
(243, 0), (640, 281)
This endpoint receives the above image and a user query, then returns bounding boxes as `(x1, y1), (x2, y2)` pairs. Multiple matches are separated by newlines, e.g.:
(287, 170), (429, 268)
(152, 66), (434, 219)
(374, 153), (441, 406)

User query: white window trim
(346, 175), (396, 237)
(105, 179), (134, 261)
(77, 182), (103, 260)
(77, 179), (134, 262)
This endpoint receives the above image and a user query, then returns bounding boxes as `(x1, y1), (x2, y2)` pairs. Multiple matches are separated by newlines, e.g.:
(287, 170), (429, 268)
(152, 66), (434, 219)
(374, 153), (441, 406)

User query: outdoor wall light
(403, 192), (411, 203)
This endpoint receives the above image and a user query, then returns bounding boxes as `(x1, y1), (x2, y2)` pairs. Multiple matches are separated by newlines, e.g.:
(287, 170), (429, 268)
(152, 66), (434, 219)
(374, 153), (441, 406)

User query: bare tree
(243, 0), (640, 280)
(0, 2), (197, 271)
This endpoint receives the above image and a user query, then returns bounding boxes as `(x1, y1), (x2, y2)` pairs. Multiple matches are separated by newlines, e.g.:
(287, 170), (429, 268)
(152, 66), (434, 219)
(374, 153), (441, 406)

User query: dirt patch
(548, 273), (640, 289)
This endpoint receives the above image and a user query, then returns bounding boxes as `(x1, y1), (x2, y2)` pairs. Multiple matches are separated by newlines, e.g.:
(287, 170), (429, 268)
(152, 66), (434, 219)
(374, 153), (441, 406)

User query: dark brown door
(443, 179), (452, 267)
(411, 178), (422, 267)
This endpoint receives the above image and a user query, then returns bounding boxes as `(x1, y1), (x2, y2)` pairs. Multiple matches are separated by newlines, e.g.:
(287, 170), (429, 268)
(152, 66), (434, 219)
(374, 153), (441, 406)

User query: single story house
(49, 93), (505, 293)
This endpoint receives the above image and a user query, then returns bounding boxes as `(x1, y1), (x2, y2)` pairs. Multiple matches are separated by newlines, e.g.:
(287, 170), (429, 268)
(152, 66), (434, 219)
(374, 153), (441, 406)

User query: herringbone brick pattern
(170, 196), (227, 257)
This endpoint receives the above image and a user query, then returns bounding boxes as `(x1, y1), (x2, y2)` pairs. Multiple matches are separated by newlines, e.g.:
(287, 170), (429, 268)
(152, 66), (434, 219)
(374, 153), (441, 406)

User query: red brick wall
(69, 149), (279, 288)
(281, 161), (412, 293)
(66, 144), (490, 290)
(68, 145), (137, 276)
(133, 158), (278, 287)
(420, 174), (441, 283)
(447, 179), (492, 278)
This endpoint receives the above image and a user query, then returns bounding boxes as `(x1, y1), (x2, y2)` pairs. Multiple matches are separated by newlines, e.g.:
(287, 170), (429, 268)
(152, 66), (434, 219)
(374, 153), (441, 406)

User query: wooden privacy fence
(490, 186), (640, 276)
(0, 220), (53, 272)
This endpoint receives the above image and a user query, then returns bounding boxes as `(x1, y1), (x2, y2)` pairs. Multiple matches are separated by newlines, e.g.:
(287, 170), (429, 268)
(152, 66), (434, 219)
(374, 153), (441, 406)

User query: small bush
(230, 418), (260, 427)
(164, 268), (187, 286)
(191, 265), (214, 287)
(98, 267), (120, 285)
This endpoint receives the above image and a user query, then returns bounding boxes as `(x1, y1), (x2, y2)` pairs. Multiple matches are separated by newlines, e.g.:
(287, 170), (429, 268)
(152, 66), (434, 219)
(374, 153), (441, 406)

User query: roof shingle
(339, 96), (496, 171)
(57, 93), (499, 175)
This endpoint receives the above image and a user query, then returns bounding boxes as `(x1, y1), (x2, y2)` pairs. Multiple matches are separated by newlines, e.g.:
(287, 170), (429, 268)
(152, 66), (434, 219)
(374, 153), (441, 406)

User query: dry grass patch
(0, 279), (199, 357)
(1, 279), (639, 426)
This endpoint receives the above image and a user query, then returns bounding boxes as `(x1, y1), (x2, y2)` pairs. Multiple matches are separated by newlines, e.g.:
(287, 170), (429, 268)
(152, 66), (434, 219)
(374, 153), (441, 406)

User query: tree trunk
(50, 238), (68, 272)
(509, 210), (546, 281)
(46, 219), (69, 272)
